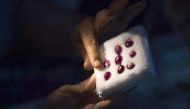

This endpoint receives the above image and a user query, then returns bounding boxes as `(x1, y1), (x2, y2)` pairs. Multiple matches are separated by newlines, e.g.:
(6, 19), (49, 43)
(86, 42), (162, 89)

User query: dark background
(0, 0), (190, 109)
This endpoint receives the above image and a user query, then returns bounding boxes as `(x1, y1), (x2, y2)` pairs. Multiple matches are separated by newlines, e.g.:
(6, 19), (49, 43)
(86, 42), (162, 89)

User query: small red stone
(115, 45), (122, 54)
(125, 39), (134, 48)
(103, 60), (111, 68)
(104, 71), (111, 80)
(130, 51), (136, 58)
(115, 55), (122, 65)
(118, 65), (125, 74)
(127, 62), (135, 69)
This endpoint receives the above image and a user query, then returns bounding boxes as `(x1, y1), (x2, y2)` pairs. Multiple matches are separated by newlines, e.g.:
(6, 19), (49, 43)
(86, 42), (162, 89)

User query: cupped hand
(39, 74), (126, 109)
(75, 0), (146, 71)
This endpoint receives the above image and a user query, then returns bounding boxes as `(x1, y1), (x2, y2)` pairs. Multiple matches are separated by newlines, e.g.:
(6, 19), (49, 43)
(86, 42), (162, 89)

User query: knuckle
(87, 39), (97, 46)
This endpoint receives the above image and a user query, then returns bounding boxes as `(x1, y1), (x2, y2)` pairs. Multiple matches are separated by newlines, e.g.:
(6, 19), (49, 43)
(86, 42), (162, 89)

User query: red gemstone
(115, 45), (122, 54)
(115, 55), (122, 65)
(104, 71), (111, 80)
(104, 60), (110, 68)
(130, 51), (136, 58)
(125, 39), (134, 48)
(127, 62), (135, 69)
(118, 65), (125, 74)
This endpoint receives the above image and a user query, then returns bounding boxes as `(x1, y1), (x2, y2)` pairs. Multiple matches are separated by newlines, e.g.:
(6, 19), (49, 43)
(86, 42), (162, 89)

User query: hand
(39, 74), (126, 109)
(75, 0), (146, 71)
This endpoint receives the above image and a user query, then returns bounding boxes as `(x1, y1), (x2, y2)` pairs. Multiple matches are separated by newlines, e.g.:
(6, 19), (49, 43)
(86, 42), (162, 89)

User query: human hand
(75, 0), (146, 71)
(39, 74), (130, 109)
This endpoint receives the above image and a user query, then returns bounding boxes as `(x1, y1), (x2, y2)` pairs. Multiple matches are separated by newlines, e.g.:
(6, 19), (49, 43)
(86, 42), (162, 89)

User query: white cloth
(94, 26), (156, 99)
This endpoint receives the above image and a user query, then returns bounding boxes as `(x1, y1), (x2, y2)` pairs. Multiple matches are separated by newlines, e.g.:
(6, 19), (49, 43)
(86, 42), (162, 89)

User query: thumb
(78, 17), (102, 69)
(77, 73), (96, 93)
(85, 73), (96, 92)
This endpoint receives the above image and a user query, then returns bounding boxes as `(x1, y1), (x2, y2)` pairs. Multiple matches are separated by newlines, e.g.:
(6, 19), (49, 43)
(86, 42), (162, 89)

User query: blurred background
(0, 0), (190, 109)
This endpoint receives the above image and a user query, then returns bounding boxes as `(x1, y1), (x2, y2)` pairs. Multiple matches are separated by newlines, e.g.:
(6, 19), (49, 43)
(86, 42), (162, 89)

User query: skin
(39, 74), (113, 109)
(40, 0), (146, 109)
(76, 0), (147, 71)
(39, 74), (137, 109)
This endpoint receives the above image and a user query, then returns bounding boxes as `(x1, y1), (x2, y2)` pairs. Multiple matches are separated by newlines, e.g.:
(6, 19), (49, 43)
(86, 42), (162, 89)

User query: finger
(85, 73), (96, 92)
(95, 9), (114, 33)
(108, 0), (129, 15)
(77, 73), (96, 93)
(83, 56), (93, 71)
(74, 29), (87, 58)
(56, 74), (96, 94)
(83, 35), (102, 68)
(95, 100), (112, 109)
(95, 0), (129, 32)
(120, 0), (147, 24)
(79, 17), (102, 69)
(56, 84), (76, 94)
(84, 104), (96, 109)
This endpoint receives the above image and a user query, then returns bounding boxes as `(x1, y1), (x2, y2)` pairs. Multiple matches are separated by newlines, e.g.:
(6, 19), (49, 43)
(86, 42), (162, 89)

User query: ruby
(103, 60), (110, 68)
(115, 55), (122, 65)
(118, 65), (125, 74)
(125, 39), (134, 48)
(127, 62), (135, 69)
(130, 51), (136, 58)
(115, 45), (122, 54)
(104, 71), (111, 80)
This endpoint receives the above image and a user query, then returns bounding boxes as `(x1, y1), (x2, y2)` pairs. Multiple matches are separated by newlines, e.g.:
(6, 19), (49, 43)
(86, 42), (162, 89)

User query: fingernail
(94, 60), (102, 68)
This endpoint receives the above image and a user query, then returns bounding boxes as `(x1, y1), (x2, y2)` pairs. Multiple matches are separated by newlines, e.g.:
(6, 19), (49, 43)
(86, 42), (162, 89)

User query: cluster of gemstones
(103, 39), (136, 81)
